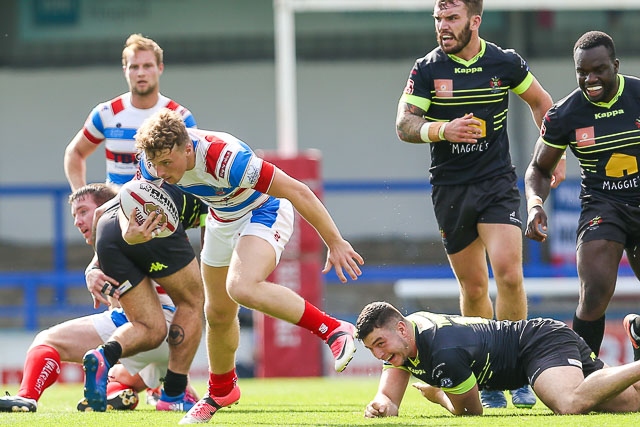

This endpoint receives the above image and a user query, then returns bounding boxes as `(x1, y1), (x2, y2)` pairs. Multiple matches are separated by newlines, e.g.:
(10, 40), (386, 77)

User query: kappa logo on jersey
(576, 126), (595, 147)
(434, 79), (453, 98)
(274, 231), (281, 242)
(594, 109), (623, 119)
(454, 67), (483, 74)
(149, 262), (168, 273)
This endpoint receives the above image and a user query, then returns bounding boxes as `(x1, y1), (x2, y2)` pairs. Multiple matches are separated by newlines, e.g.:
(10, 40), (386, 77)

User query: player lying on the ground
(0, 184), (200, 413)
(357, 301), (640, 416)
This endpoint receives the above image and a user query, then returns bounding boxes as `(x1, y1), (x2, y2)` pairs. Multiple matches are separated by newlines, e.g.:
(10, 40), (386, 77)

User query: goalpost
(273, 0), (639, 156)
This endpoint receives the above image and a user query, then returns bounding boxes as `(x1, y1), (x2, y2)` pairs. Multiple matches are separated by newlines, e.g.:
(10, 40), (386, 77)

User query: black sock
(572, 313), (605, 356)
(102, 341), (122, 367)
(163, 369), (188, 397)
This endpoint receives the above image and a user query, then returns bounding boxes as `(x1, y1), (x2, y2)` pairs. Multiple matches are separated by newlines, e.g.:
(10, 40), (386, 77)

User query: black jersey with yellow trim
(400, 39), (532, 185)
(385, 312), (527, 393)
(541, 74), (640, 205)
(160, 182), (207, 231)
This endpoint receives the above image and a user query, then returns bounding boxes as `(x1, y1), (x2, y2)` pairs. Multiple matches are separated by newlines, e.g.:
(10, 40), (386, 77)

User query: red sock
(208, 369), (237, 397)
(18, 344), (61, 401)
(107, 381), (132, 397)
(296, 300), (340, 341)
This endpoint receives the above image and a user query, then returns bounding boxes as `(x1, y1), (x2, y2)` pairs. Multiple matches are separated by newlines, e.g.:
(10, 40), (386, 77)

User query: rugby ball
(119, 180), (179, 238)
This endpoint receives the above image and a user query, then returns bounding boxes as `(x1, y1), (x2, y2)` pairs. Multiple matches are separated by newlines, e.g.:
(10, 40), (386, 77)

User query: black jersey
(400, 39), (533, 185)
(541, 75), (640, 205)
(165, 183), (209, 231)
(388, 312), (533, 393)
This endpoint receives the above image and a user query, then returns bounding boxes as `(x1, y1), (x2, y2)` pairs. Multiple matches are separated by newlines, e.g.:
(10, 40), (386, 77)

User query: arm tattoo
(397, 103), (428, 143)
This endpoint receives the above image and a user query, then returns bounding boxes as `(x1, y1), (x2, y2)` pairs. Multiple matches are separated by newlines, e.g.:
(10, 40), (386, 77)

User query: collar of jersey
(584, 74), (624, 109)
(407, 320), (421, 368)
(447, 39), (486, 68)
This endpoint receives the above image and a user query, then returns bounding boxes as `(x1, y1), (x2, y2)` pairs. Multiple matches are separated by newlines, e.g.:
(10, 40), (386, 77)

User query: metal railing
(0, 179), (595, 330)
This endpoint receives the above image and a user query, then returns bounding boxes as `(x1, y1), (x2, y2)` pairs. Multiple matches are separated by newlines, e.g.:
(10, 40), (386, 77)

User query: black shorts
(432, 172), (522, 254)
(577, 196), (640, 250)
(519, 318), (604, 386)
(95, 208), (197, 292)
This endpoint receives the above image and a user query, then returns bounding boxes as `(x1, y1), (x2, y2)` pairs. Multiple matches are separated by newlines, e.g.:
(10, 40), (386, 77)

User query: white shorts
(91, 292), (174, 388)
(201, 198), (294, 267)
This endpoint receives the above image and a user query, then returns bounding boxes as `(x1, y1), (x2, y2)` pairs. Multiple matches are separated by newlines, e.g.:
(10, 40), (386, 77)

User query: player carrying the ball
(134, 108), (364, 424)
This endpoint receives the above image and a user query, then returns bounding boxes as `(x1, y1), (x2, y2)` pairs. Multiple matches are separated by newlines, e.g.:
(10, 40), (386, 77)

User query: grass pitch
(0, 377), (635, 426)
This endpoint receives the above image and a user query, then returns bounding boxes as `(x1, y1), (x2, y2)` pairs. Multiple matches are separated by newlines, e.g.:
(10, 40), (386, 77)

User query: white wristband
(560, 152), (567, 160)
(438, 122), (447, 140)
(527, 196), (543, 212)
(420, 122), (434, 143)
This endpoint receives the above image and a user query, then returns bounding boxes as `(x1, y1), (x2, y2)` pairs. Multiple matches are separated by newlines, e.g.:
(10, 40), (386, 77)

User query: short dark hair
(573, 30), (616, 62)
(69, 183), (117, 206)
(437, 0), (483, 17)
(356, 301), (405, 341)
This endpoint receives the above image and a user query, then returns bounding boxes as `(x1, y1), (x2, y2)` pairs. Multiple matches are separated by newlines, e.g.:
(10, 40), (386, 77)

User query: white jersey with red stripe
(82, 92), (196, 186)
(139, 128), (276, 222)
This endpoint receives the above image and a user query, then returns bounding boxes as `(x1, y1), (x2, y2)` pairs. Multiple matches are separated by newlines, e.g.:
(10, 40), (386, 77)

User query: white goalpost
(273, 0), (640, 156)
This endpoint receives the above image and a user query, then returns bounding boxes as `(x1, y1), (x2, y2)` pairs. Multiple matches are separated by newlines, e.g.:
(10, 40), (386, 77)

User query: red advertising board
(253, 151), (324, 377)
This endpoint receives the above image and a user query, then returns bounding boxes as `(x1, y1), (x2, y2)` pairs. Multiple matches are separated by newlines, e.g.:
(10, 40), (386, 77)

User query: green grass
(0, 377), (636, 426)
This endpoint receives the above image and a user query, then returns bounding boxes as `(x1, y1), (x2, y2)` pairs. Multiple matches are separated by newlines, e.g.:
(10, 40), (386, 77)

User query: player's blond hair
(135, 109), (190, 160)
(122, 33), (164, 67)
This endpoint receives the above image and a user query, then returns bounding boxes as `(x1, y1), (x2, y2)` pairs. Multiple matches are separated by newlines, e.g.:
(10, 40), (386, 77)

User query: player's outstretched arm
(265, 168), (364, 282)
(365, 368), (409, 418)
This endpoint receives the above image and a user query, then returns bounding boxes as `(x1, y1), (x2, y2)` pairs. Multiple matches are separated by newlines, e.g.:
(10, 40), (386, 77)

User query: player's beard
(132, 81), (157, 97)
(437, 21), (472, 55)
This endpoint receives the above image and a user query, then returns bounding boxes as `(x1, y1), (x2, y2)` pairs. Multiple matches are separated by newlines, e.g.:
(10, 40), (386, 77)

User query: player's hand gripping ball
(119, 180), (179, 238)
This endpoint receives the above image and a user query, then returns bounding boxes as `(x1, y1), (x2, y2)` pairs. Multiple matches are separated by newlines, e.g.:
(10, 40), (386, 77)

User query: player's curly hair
(573, 31), (616, 62)
(135, 109), (190, 161)
(122, 33), (164, 67)
(356, 301), (405, 341)
(437, 0), (483, 17)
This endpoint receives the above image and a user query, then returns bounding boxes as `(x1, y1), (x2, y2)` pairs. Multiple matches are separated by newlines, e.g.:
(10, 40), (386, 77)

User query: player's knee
(493, 269), (523, 291)
(147, 329), (167, 349)
(204, 301), (239, 328)
(135, 319), (168, 349)
(31, 327), (64, 352)
(459, 282), (488, 302)
(226, 279), (257, 307)
(549, 397), (589, 415)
